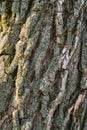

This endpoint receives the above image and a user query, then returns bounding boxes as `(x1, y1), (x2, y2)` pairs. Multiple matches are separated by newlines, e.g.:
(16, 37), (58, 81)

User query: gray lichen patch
(0, 81), (12, 114)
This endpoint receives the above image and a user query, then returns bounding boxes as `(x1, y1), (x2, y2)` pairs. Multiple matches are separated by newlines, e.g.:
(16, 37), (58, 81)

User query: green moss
(4, 57), (11, 67)
(3, 44), (9, 51)
(1, 0), (12, 27)
(1, 14), (9, 26)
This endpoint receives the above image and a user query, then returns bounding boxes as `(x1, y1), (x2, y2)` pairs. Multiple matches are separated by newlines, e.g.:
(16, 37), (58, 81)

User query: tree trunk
(0, 0), (87, 130)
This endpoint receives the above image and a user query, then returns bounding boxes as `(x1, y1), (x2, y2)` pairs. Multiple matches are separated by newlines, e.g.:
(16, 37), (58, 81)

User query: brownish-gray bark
(0, 0), (87, 130)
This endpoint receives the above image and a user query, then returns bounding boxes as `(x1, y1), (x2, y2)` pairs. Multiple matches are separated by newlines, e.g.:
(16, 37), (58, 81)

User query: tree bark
(0, 0), (87, 130)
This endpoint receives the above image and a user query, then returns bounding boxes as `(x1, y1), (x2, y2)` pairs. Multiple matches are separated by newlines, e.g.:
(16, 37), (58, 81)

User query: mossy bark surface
(0, 0), (87, 130)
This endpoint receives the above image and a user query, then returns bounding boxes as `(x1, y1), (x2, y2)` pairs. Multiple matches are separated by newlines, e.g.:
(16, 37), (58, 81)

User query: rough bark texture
(0, 0), (87, 130)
